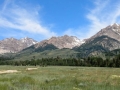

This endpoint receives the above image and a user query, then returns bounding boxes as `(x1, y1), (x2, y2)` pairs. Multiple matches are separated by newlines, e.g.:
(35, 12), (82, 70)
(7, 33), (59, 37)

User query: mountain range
(0, 37), (37, 54)
(73, 23), (120, 57)
(0, 35), (84, 54)
(34, 35), (84, 49)
(1, 23), (120, 60)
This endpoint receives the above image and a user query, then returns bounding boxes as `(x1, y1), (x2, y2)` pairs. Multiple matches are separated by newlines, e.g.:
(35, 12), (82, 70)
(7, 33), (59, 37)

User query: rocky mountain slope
(74, 36), (120, 57)
(0, 35), (83, 54)
(74, 23), (120, 57)
(86, 23), (120, 42)
(16, 35), (83, 56)
(11, 35), (83, 60)
(0, 37), (37, 54)
(35, 35), (83, 49)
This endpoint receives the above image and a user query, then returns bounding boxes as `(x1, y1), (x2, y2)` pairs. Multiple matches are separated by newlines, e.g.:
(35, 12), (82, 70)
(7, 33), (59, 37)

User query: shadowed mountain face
(0, 37), (37, 54)
(73, 23), (120, 57)
(74, 36), (120, 57)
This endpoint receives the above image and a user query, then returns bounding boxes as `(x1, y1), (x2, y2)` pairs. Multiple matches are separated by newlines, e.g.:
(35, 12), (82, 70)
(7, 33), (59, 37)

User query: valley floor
(0, 66), (120, 90)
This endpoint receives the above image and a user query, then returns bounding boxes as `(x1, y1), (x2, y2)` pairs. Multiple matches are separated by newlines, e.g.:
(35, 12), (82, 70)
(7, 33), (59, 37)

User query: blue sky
(0, 0), (120, 41)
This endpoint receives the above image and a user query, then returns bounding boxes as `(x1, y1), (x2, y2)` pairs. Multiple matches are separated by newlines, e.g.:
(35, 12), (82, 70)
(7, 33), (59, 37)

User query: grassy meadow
(0, 66), (120, 90)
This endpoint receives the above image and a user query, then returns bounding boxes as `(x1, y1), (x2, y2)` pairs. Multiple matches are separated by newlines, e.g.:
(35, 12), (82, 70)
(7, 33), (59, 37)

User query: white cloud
(0, 0), (56, 39)
(1, 0), (120, 41)
(86, 0), (120, 38)
(64, 0), (120, 40)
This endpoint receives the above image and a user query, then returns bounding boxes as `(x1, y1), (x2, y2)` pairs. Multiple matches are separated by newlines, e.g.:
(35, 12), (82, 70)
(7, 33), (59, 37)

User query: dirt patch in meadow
(0, 70), (19, 74)
(26, 68), (38, 71)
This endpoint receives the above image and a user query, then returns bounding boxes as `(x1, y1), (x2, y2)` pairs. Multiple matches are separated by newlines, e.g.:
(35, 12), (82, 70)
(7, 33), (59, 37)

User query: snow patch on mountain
(20, 37), (37, 46)
(110, 23), (119, 26)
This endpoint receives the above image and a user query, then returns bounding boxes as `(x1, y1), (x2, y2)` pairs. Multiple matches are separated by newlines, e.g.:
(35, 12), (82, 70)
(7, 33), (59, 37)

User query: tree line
(0, 54), (120, 67)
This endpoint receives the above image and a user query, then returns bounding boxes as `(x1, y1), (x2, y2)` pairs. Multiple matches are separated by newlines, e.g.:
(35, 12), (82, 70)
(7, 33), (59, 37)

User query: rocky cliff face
(35, 35), (83, 49)
(0, 37), (37, 54)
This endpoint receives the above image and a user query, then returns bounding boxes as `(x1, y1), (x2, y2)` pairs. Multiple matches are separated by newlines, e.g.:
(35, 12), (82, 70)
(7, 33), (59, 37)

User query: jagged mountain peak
(21, 37), (29, 40)
(9, 37), (16, 40)
(110, 23), (120, 27)
(86, 23), (120, 43)
(3, 37), (17, 41)
(105, 23), (120, 29)
(35, 35), (83, 49)
(103, 23), (120, 30)
(48, 35), (83, 49)
(59, 34), (69, 37)
(21, 37), (34, 40)
(0, 37), (37, 54)
(76, 23), (120, 57)
(49, 35), (76, 40)
(105, 23), (120, 31)
(20, 37), (37, 45)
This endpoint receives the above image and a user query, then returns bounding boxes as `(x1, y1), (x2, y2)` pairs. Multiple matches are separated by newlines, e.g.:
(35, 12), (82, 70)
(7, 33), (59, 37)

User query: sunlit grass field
(0, 66), (120, 90)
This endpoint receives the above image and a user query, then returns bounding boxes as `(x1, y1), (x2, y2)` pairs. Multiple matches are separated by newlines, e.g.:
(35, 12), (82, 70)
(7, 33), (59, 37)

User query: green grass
(0, 66), (120, 90)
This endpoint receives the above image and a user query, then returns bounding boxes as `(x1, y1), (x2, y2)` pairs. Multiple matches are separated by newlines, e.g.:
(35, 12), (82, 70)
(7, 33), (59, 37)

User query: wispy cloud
(2, 0), (11, 12)
(64, 0), (120, 40)
(0, 0), (56, 40)
(1, 0), (120, 41)
(86, 0), (120, 38)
